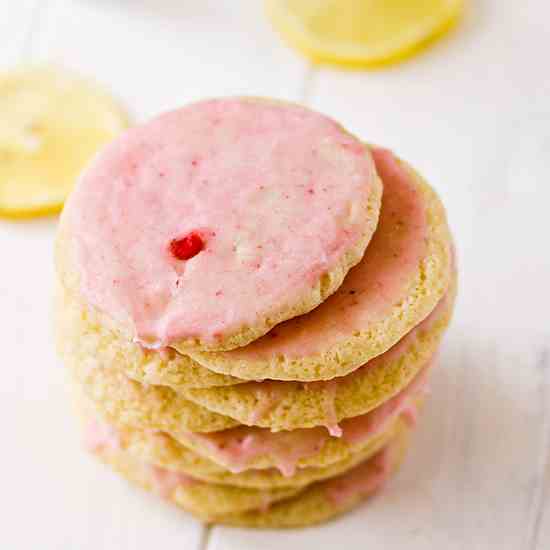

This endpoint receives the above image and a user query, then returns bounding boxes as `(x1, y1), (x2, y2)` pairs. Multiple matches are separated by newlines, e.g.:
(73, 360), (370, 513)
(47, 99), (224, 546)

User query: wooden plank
(525, 351), (550, 550)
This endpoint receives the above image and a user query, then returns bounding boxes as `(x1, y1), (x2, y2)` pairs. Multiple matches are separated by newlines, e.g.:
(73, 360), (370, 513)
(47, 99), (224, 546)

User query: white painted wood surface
(1, 1), (548, 548)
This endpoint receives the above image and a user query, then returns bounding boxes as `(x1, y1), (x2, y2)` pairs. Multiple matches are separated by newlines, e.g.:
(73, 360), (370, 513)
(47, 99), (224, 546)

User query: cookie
(81, 413), (402, 490)
(182, 274), (455, 431)
(56, 98), (383, 352)
(187, 148), (454, 380)
(56, 148), (454, 402)
(93, 443), (302, 518)
(90, 420), (410, 526)
(65, 358), (239, 434)
(172, 371), (425, 475)
(55, 261), (453, 405)
(73, 355), (425, 476)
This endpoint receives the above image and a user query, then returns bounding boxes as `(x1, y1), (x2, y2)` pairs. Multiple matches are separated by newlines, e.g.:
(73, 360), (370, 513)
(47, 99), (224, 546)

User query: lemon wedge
(0, 66), (128, 219)
(266, 0), (463, 67)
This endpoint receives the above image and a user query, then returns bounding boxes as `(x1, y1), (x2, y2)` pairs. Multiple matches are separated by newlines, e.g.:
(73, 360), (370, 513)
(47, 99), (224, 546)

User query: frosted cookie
(174, 367), (425, 475)
(73, 357), (424, 475)
(56, 284), (242, 390)
(188, 148), (454, 380)
(81, 412), (403, 490)
(56, 98), (382, 352)
(91, 421), (410, 526)
(183, 274), (455, 432)
(92, 443), (302, 519)
(218, 423), (410, 528)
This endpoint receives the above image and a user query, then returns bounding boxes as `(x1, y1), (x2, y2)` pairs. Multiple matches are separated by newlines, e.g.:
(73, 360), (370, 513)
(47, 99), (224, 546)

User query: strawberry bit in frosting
(84, 419), (120, 452)
(324, 445), (391, 506)
(149, 465), (195, 499)
(68, 99), (376, 348)
(170, 232), (205, 261)
(186, 364), (430, 477)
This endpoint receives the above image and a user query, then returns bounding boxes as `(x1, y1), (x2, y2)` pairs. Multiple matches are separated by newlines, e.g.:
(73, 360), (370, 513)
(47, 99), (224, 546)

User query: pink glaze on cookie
(210, 147), (429, 360)
(186, 363), (430, 476)
(324, 445), (391, 506)
(319, 380), (342, 437)
(67, 99), (376, 348)
(187, 423), (328, 477)
(84, 419), (196, 497)
(149, 466), (195, 498)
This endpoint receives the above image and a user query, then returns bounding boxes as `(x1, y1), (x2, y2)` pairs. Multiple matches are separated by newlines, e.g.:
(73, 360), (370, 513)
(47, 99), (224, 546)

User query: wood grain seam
(21, 0), (49, 60)
(523, 348), (550, 550)
(199, 523), (213, 550)
(299, 63), (316, 106)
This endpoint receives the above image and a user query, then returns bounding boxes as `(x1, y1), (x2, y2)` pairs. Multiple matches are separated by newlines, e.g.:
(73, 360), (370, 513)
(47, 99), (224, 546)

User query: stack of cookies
(55, 98), (456, 528)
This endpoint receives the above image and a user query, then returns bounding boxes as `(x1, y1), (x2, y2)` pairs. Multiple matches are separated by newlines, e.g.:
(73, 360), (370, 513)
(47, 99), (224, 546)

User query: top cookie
(58, 98), (382, 351)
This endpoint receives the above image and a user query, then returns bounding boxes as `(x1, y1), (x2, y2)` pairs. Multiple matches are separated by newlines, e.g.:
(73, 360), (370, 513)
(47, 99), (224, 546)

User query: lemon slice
(0, 66), (128, 218)
(266, 0), (463, 67)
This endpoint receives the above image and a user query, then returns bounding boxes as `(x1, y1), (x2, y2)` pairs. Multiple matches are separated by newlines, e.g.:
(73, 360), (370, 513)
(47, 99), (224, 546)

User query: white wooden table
(1, 1), (549, 548)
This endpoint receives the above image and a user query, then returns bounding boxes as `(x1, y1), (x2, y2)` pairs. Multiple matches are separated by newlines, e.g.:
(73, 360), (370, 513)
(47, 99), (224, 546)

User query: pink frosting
(149, 466), (195, 498)
(324, 445), (391, 506)
(85, 419), (195, 498)
(67, 99), (376, 347)
(205, 147), (428, 360)
(315, 380), (342, 437)
(188, 424), (328, 477)
(186, 364), (429, 476)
